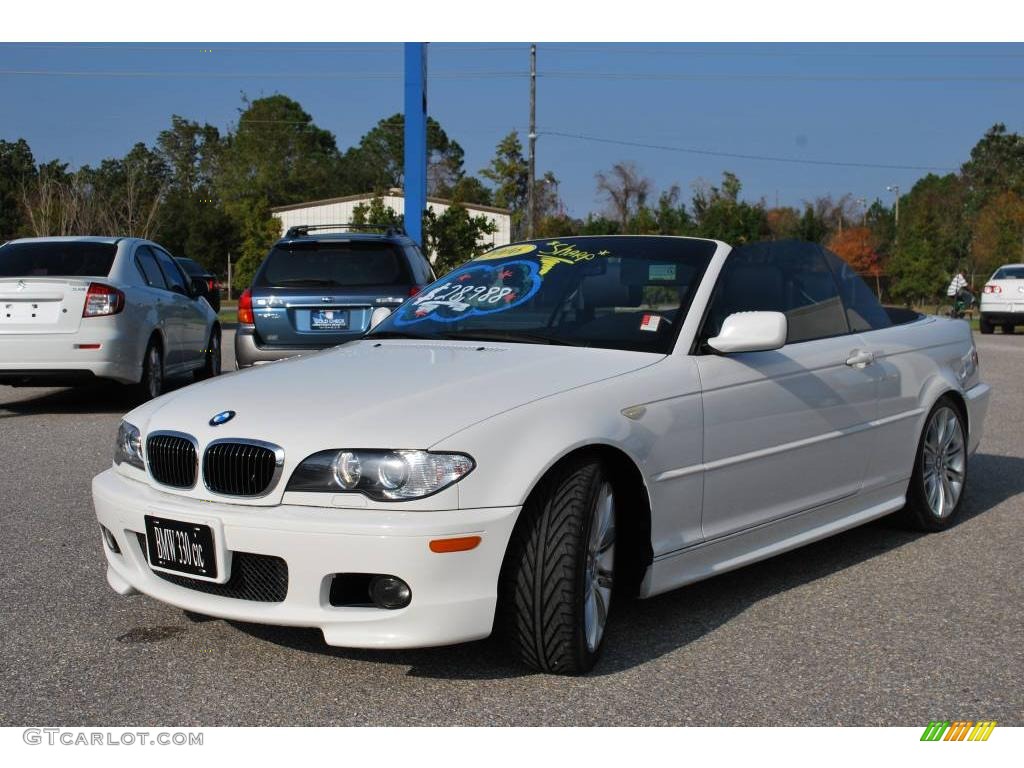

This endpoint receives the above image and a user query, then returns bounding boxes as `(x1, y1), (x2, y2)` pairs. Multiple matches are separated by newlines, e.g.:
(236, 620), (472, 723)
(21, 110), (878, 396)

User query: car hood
(137, 339), (662, 451)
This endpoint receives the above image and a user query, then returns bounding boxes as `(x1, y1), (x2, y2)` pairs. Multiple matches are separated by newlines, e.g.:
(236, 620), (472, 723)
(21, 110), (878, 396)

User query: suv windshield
(255, 240), (410, 288)
(0, 241), (116, 277)
(368, 236), (717, 353)
(993, 266), (1024, 279)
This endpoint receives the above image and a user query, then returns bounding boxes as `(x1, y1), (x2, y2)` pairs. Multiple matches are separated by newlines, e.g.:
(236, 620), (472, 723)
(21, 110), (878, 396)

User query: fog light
(368, 575), (411, 609)
(101, 525), (121, 554)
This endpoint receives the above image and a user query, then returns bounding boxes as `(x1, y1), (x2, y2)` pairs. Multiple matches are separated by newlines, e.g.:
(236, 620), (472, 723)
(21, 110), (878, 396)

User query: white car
(0, 237), (221, 398)
(979, 263), (1024, 334)
(92, 236), (990, 674)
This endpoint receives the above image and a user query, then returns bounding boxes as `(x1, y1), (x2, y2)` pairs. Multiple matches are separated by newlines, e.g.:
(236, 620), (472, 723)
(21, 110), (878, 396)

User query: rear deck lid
(0, 241), (116, 334)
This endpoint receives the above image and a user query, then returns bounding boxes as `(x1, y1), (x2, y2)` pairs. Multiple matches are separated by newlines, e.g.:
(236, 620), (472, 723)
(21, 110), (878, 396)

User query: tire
(499, 457), (616, 674)
(194, 326), (222, 381)
(1002, 323), (1015, 335)
(979, 316), (993, 334)
(136, 339), (164, 401)
(898, 396), (968, 532)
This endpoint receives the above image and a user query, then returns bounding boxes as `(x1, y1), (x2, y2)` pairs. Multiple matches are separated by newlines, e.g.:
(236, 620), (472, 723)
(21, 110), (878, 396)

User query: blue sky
(1, 42), (1022, 217)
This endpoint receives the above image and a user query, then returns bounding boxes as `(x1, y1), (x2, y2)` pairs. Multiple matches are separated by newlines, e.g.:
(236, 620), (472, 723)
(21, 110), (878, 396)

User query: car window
(822, 248), (892, 332)
(255, 241), (412, 288)
(151, 247), (189, 294)
(176, 258), (205, 277)
(703, 240), (850, 345)
(370, 236), (717, 354)
(993, 266), (1024, 279)
(0, 241), (116, 277)
(136, 246), (168, 289)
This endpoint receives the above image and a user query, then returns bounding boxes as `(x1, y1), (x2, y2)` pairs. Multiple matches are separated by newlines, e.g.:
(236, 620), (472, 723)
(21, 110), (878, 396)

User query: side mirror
(369, 307), (392, 329)
(707, 311), (787, 354)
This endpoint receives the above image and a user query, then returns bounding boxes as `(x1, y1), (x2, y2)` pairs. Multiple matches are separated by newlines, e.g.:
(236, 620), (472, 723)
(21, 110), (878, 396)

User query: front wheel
(499, 457), (616, 674)
(899, 397), (968, 532)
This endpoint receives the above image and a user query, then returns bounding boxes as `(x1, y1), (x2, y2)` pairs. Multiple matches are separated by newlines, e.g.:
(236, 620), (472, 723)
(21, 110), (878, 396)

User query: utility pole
(886, 184), (900, 227)
(527, 43), (537, 239)
(226, 252), (232, 301)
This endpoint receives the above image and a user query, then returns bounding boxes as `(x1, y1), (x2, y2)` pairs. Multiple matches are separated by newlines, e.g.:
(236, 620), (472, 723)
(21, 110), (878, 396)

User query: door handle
(846, 350), (875, 368)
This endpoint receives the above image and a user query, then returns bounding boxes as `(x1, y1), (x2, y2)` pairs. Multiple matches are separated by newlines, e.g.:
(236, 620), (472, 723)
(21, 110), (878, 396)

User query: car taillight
(207, 278), (216, 293)
(82, 283), (125, 317)
(984, 284), (1002, 294)
(238, 288), (254, 324)
(409, 285), (423, 297)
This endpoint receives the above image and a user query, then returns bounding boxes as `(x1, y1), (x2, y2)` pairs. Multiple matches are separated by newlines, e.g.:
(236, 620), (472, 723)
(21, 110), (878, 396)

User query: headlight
(287, 450), (474, 501)
(114, 421), (144, 470)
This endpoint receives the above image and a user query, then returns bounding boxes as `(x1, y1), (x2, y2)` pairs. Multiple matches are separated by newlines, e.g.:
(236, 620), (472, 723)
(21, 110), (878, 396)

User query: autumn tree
(971, 191), (1024, 277)
(829, 225), (883, 296)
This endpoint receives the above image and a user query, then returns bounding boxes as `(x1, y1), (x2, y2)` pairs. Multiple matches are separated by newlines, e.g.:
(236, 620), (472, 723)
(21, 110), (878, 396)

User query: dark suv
(235, 225), (435, 368)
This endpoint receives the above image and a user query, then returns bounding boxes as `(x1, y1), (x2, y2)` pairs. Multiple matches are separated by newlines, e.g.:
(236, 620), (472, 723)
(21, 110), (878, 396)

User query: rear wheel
(1002, 322), (1015, 335)
(979, 316), (993, 334)
(194, 326), (222, 381)
(499, 457), (616, 674)
(899, 397), (967, 532)
(136, 340), (164, 401)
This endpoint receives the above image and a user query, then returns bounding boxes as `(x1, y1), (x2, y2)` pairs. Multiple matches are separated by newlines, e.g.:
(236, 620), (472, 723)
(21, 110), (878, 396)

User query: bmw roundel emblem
(209, 410), (236, 427)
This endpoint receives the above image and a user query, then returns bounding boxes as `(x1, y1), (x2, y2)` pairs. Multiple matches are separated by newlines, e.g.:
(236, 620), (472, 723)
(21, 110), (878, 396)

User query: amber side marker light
(429, 536), (481, 553)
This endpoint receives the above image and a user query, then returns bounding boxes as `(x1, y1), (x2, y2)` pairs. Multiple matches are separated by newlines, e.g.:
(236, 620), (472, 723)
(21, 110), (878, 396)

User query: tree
(0, 139), (36, 240)
(424, 205), (498, 275)
(596, 162), (651, 228)
(766, 206), (801, 240)
(691, 172), (770, 243)
(961, 123), (1024, 215)
(828, 225), (884, 297)
(342, 113), (469, 197)
(481, 131), (529, 236)
(971, 191), (1024, 277)
(155, 116), (236, 271)
(218, 95), (344, 211)
(83, 143), (169, 238)
(350, 196), (402, 227)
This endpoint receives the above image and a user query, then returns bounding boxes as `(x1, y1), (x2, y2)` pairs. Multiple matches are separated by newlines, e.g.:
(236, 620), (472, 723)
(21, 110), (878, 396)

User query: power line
(540, 71), (1024, 83)
(0, 68), (527, 80)
(542, 130), (958, 172)
(537, 45), (1024, 59)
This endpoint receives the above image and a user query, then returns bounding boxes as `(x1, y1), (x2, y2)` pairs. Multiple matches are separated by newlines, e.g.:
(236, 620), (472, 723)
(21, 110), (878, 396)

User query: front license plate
(144, 515), (217, 579)
(311, 308), (348, 330)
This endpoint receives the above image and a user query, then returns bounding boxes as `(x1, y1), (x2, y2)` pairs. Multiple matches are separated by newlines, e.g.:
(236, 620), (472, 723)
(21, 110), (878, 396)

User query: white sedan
(92, 236), (990, 674)
(0, 237), (221, 398)
(979, 262), (1024, 334)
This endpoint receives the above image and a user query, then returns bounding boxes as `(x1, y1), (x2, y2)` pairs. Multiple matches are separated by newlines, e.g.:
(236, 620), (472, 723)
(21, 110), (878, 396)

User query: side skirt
(639, 480), (908, 598)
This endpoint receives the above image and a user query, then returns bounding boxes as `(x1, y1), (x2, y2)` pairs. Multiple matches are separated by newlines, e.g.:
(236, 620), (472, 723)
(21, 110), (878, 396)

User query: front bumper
(93, 468), (520, 648)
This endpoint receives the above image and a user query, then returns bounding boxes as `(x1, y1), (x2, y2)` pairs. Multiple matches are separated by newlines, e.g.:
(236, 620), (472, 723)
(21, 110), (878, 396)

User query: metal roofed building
(270, 192), (512, 262)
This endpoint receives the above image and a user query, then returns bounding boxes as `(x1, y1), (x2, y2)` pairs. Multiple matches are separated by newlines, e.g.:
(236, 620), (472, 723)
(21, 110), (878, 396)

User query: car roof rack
(283, 223), (406, 239)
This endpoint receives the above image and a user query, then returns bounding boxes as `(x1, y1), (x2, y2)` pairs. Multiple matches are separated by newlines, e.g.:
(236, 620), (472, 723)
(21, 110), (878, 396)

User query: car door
(152, 246), (207, 369)
(695, 241), (880, 541)
(135, 245), (183, 367)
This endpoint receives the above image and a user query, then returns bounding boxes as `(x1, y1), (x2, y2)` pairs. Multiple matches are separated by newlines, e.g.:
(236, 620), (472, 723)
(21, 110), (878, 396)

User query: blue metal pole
(404, 42), (427, 247)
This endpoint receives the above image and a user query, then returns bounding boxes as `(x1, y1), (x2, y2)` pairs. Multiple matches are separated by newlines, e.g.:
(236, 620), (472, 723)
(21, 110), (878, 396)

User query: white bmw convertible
(92, 236), (990, 674)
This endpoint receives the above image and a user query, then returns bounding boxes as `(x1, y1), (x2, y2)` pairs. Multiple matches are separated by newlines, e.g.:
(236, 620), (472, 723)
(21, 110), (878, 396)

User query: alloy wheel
(583, 482), (616, 652)
(922, 406), (965, 519)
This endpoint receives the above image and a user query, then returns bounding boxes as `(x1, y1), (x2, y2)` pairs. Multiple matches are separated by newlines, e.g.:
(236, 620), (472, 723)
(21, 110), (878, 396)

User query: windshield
(993, 266), (1024, 280)
(255, 240), (410, 288)
(368, 236), (718, 353)
(0, 241), (116, 278)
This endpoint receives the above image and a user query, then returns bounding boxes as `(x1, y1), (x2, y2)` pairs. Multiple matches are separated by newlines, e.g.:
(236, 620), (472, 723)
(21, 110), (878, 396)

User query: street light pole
(886, 184), (900, 228)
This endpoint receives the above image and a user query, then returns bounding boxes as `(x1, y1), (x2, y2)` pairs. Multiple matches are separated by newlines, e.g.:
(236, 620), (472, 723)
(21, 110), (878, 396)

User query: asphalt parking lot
(1, 329), (1021, 726)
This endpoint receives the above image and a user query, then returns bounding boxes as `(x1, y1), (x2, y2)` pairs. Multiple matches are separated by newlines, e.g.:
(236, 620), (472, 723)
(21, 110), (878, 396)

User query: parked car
(174, 256), (221, 313)
(235, 224), (434, 369)
(93, 237), (989, 674)
(979, 263), (1024, 334)
(0, 237), (221, 399)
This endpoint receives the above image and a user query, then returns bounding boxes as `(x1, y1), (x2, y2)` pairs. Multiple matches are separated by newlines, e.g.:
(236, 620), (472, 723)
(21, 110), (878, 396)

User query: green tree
(691, 172), (770, 243)
(0, 138), (36, 239)
(155, 116), (236, 271)
(961, 123), (1024, 215)
(424, 205), (498, 275)
(350, 196), (402, 227)
(480, 131), (529, 236)
(971, 191), (1024, 277)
